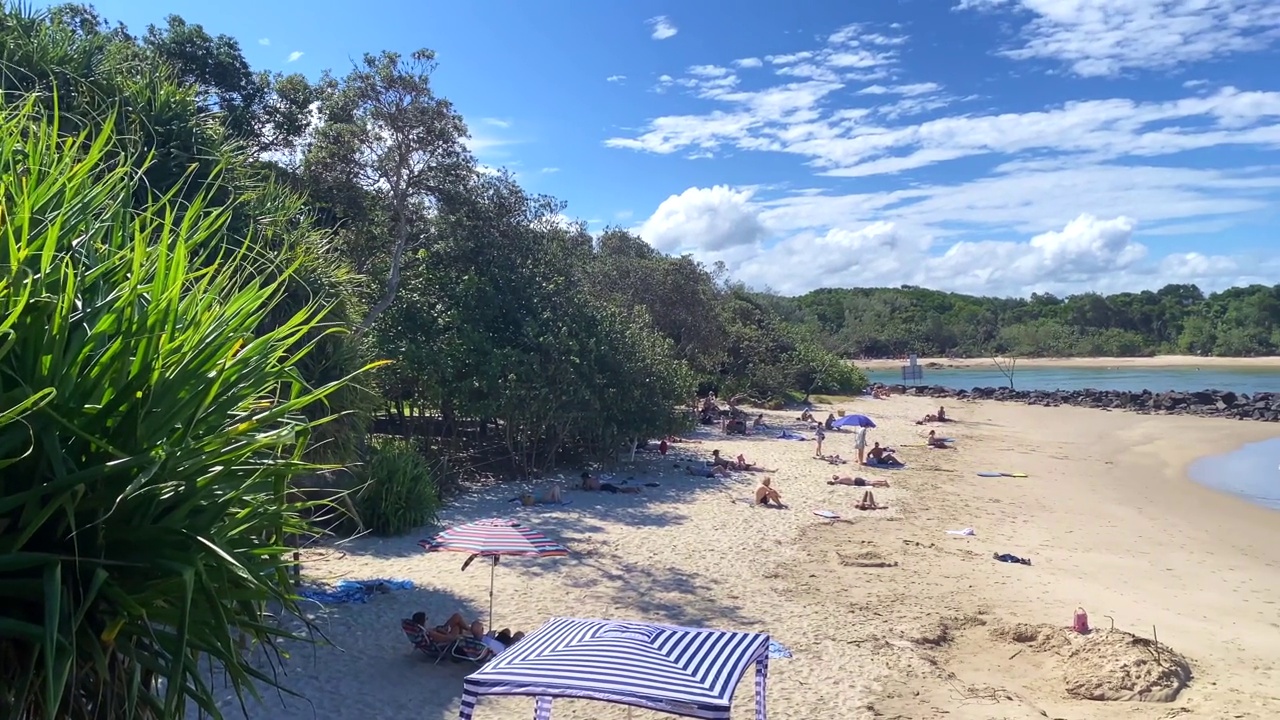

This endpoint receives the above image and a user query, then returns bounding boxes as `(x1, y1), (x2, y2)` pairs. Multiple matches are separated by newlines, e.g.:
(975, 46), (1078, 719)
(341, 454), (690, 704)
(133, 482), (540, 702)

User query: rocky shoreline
(874, 383), (1280, 422)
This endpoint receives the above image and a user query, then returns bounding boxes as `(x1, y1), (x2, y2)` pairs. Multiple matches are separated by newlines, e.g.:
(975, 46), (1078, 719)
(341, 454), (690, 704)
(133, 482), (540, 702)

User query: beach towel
(946, 527), (976, 536)
(865, 460), (906, 470)
(768, 640), (794, 659)
(1001, 472), (1028, 478)
(508, 497), (574, 507)
(777, 430), (809, 441)
(976, 472), (1003, 477)
(300, 578), (414, 605)
(813, 510), (841, 520)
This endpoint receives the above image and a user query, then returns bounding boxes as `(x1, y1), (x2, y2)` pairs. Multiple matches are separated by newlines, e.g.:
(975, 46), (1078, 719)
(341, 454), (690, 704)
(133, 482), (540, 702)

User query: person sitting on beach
(580, 472), (640, 494)
(711, 449), (733, 468)
(916, 406), (950, 425)
(855, 490), (887, 510)
(687, 464), (728, 478)
(866, 442), (904, 467)
(754, 477), (785, 507)
(824, 413), (837, 430)
(925, 430), (952, 449)
(799, 409), (815, 423)
(752, 414), (769, 431)
(828, 475), (889, 488)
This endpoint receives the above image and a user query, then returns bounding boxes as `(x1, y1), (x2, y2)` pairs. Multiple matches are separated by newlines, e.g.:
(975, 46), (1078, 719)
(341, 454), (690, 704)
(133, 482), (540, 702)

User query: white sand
(856, 354), (1280, 370)
(207, 398), (1280, 720)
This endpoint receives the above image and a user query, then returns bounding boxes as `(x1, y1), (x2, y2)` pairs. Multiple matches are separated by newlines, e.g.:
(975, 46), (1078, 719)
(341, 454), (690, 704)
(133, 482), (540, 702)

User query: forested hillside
(765, 283), (1280, 358)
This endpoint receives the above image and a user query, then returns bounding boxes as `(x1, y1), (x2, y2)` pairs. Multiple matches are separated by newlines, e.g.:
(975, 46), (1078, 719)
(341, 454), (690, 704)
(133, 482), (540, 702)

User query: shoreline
(855, 354), (1280, 371)
(204, 397), (1280, 720)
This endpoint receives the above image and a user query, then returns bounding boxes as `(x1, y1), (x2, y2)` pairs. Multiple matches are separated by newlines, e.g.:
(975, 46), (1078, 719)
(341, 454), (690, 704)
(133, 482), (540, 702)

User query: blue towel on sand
(777, 431), (808, 441)
(299, 578), (414, 605)
(768, 640), (793, 659)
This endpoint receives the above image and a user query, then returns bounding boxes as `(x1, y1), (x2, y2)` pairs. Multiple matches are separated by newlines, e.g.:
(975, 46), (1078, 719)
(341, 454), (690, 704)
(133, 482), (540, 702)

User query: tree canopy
(769, 284), (1280, 358)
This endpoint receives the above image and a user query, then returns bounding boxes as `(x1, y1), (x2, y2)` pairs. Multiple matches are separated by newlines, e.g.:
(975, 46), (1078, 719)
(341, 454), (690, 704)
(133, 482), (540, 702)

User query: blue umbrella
(831, 414), (876, 428)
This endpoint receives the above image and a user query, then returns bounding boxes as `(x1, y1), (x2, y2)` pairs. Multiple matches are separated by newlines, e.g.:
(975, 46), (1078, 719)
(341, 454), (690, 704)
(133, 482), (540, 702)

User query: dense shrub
(354, 438), (442, 536)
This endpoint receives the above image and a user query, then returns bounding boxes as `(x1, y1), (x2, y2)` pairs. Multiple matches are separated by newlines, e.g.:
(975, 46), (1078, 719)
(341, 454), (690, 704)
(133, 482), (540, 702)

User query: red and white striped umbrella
(418, 519), (568, 623)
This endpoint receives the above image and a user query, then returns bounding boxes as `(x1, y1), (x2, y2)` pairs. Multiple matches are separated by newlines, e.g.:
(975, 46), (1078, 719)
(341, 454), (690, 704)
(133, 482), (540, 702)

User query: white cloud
(647, 15), (678, 40)
(541, 167), (560, 174)
(637, 189), (1276, 295)
(957, 0), (1280, 76)
(638, 186), (767, 254)
(611, 17), (1280, 295)
(607, 75), (627, 83)
(286, 51), (304, 63)
(608, 85), (1280, 177)
(481, 118), (512, 128)
(258, 38), (270, 46)
(734, 57), (764, 68)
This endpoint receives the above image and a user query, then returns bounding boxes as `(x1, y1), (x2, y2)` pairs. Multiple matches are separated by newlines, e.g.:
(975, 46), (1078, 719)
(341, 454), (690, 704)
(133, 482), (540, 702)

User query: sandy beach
(212, 397), (1280, 720)
(855, 355), (1280, 371)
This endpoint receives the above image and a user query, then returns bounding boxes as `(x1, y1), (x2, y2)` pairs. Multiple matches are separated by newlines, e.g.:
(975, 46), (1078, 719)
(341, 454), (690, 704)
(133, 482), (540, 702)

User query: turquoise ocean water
(863, 363), (1280, 510)
(1188, 438), (1280, 511)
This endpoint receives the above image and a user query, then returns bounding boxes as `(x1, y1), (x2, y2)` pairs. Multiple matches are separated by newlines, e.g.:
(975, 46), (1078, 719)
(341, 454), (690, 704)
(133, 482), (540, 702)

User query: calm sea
(864, 365), (1280, 394)
(1188, 438), (1280, 511)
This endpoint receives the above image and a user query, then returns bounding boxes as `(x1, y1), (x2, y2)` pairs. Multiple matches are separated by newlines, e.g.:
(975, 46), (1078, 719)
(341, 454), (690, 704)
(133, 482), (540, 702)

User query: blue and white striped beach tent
(458, 617), (771, 720)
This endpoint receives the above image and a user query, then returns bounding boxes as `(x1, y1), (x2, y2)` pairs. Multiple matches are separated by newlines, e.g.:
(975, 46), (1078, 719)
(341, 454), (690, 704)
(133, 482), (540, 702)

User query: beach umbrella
(419, 518), (569, 624)
(831, 413), (876, 428)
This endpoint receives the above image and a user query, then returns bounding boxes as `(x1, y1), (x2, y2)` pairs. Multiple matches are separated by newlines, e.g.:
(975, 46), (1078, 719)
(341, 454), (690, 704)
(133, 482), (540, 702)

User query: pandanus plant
(0, 97), (370, 719)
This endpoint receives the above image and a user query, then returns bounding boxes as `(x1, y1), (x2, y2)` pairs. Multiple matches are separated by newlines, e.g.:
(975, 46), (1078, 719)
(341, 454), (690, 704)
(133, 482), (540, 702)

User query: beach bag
(1072, 607), (1090, 634)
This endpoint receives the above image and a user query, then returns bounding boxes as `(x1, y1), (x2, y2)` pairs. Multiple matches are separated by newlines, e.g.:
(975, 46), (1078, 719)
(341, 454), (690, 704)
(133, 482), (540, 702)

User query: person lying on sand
(665, 435), (702, 444)
(926, 430), (953, 449)
(855, 490), (887, 510)
(580, 472), (641, 494)
(517, 484), (563, 506)
(754, 477), (785, 507)
(828, 475), (889, 488)
(822, 454), (847, 465)
(865, 443), (904, 467)
(687, 464), (729, 478)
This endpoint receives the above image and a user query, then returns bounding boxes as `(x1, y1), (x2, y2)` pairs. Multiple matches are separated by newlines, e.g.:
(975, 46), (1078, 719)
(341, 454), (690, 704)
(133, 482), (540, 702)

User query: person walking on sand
(854, 424), (868, 465)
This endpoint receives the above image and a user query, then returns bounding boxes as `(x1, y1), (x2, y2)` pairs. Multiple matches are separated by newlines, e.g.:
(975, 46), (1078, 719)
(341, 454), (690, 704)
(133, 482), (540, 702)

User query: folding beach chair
(449, 635), (497, 665)
(400, 618), (453, 664)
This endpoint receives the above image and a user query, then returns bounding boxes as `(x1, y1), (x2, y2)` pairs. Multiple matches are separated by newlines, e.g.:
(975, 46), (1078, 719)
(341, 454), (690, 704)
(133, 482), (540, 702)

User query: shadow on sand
(196, 586), (479, 720)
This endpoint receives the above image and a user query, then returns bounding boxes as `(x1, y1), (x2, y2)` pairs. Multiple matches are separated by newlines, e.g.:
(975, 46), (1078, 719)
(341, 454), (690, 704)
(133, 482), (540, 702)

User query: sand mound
(1061, 630), (1192, 703)
(989, 622), (1073, 653)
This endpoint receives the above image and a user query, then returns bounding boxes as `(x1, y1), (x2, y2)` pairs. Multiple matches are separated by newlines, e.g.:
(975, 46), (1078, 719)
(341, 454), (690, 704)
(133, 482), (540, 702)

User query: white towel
(946, 527), (976, 536)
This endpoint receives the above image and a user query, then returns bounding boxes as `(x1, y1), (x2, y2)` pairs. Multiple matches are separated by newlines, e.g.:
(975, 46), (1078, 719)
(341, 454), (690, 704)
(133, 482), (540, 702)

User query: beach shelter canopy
(458, 617), (770, 720)
(831, 413), (876, 428)
(419, 519), (568, 623)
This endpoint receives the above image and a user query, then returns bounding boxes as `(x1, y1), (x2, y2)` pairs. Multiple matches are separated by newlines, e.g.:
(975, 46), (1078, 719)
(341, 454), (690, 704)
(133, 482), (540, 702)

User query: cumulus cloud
(647, 15), (678, 40)
(258, 38), (270, 46)
(634, 184), (1279, 296)
(286, 51), (304, 63)
(957, 0), (1280, 76)
(606, 75), (626, 83)
(638, 186), (767, 254)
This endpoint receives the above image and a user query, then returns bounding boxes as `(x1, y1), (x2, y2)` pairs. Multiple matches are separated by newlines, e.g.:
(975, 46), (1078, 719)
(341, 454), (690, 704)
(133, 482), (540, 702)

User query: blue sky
(64, 0), (1280, 296)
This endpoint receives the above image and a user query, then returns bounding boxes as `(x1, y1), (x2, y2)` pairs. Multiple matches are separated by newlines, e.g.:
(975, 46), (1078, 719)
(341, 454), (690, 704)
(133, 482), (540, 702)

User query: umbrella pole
(488, 556), (496, 626)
